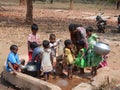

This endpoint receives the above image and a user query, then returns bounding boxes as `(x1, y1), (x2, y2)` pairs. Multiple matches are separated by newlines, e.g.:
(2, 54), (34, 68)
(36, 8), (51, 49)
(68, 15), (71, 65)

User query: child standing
(28, 23), (41, 62)
(64, 39), (75, 79)
(86, 26), (102, 76)
(41, 40), (53, 81)
(49, 33), (61, 79)
(74, 40), (87, 75)
(68, 23), (87, 55)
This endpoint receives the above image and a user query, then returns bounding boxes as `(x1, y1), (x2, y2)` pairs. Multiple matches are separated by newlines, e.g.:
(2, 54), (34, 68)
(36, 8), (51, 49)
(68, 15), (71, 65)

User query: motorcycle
(96, 15), (107, 33)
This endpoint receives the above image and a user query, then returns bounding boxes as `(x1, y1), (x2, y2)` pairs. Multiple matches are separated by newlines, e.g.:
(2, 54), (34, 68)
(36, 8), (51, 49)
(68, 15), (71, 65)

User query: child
(74, 40), (87, 75)
(86, 26), (102, 76)
(6, 45), (25, 75)
(28, 23), (41, 62)
(64, 39), (75, 79)
(49, 33), (61, 79)
(41, 40), (53, 81)
(30, 42), (43, 77)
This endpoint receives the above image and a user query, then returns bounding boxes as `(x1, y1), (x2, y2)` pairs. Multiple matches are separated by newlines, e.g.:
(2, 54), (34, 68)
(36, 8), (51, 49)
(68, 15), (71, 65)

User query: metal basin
(94, 42), (110, 55)
(20, 65), (27, 69)
(26, 65), (37, 72)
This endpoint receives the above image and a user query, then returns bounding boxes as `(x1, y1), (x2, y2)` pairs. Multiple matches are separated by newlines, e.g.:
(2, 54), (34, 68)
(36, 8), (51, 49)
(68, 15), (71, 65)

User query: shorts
(44, 72), (50, 75)
(28, 52), (33, 61)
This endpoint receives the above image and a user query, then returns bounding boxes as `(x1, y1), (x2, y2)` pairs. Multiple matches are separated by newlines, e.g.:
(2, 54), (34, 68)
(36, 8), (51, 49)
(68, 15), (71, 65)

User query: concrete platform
(2, 70), (61, 90)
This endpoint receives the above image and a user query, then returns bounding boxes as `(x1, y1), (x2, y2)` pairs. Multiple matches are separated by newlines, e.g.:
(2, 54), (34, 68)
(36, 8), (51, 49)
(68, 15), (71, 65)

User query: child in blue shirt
(6, 45), (25, 75)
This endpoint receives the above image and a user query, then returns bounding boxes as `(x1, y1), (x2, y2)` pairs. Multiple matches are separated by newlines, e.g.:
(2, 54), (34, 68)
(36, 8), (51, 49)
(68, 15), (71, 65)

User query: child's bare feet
(68, 75), (73, 80)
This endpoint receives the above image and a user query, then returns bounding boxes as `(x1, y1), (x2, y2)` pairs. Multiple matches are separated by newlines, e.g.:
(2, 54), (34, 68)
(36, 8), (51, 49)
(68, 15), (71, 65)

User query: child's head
(49, 34), (56, 43)
(43, 40), (50, 49)
(30, 42), (39, 50)
(10, 45), (18, 54)
(86, 26), (94, 36)
(76, 40), (85, 49)
(64, 39), (72, 49)
(31, 23), (38, 35)
(69, 23), (76, 32)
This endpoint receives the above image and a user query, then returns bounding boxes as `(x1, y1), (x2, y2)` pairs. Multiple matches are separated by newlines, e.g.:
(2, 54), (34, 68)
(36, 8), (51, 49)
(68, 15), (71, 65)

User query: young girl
(74, 40), (87, 75)
(49, 33), (61, 79)
(41, 40), (53, 81)
(28, 23), (41, 62)
(86, 26), (102, 76)
(64, 39), (75, 79)
(6, 45), (25, 75)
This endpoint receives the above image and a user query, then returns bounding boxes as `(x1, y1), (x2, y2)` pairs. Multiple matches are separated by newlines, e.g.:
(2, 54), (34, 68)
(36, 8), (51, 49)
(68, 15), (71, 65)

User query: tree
(116, 0), (120, 9)
(50, 0), (53, 4)
(19, 0), (26, 6)
(70, 0), (73, 9)
(25, 0), (33, 24)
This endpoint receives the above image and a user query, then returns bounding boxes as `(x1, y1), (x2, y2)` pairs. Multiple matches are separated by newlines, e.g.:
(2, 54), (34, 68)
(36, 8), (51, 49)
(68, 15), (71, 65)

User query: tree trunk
(50, 0), (53, 4)
(19, 0), (26, 6)
(116, 1), (120, 9)
(70, 0), (73, 9)
(26, 0), (33, 24)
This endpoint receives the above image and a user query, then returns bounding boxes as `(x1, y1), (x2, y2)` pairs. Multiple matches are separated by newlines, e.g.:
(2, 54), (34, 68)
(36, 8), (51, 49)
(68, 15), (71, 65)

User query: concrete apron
(2, 69), (61, 90)
(2, 66), (114, 90)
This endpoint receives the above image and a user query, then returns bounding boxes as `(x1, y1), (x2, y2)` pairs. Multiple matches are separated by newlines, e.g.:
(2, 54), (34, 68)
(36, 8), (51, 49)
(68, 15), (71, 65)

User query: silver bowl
(94, 42), (110, 55)
(27, 65), (37, 72)
(20, 65), (27, 69)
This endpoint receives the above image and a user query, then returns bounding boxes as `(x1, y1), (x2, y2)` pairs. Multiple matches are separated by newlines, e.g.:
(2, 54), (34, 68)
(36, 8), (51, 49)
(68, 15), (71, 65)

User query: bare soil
(0, 1), (120, 90)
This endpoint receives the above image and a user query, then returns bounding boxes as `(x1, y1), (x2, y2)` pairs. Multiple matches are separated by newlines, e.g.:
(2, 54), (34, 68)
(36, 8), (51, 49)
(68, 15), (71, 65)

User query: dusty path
(0, 2), (120, 90)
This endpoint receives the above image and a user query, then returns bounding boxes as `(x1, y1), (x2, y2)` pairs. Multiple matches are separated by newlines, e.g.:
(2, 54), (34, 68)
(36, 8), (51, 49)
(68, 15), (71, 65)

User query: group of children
(5, 23), (108, 81)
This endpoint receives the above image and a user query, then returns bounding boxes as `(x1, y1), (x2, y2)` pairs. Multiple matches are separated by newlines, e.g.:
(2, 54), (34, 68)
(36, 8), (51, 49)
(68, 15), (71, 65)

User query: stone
(72, 83), (93, 90)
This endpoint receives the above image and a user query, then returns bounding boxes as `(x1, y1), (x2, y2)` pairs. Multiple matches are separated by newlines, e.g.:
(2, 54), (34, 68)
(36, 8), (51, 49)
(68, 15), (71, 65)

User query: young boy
(6, 45), (25, 75)
(28, 23), (41, 62)
(30, 42), (43, 77)
(49, 33), (61, 79)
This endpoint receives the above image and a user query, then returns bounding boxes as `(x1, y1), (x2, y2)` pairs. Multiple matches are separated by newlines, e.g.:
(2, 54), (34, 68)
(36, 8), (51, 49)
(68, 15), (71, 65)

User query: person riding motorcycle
(96, 15), (106, 33)
(118, 15), (120, 32)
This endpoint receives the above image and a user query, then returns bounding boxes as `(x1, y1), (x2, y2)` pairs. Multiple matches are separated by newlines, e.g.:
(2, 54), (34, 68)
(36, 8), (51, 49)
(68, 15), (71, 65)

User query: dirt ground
(0, 1), (120, 90)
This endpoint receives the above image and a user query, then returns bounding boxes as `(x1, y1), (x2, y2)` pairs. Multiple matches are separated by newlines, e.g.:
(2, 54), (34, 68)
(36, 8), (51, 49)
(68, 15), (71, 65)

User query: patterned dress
(87, 34), (102, 67)
(74, 48), (87, 68)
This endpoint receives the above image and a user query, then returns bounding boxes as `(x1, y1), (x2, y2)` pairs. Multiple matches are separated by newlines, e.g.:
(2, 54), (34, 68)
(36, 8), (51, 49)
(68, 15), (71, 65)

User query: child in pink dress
(28, 24), (41, 62)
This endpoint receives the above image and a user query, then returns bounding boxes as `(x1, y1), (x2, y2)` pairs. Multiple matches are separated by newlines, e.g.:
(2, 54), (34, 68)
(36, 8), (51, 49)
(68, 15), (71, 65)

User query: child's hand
(53, 62), (56, 67)
(11, 70), (17, 75)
